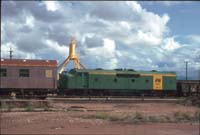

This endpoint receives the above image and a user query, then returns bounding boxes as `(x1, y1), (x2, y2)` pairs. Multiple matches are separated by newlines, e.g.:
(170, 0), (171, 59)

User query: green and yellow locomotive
(59, 69), (176, 96)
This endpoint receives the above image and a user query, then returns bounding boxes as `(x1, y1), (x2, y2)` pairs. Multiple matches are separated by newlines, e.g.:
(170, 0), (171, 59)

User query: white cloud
(158, 1), (192, 6)
(162, 37), (181, 51)
(1, 1), (199, 79)
(25, 15), (35, 28)
(84, 38), (118, 69)
(1, 42), (37, 59)
(45, 39), (69, 57)
(187, 35), (200, 44)
(126, 1), (143, 13)
(43, 1), (60, 11)
(1, 22), (5, 43)
(103, 38), (116, 53)
(122, 2), (170, 46)
(137, 30), (161, 46)
(119, 21), (131, 30)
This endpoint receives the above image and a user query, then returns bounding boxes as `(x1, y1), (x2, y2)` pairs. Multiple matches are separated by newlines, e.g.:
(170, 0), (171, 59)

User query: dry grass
(81, 111), (200, 124)
(0, 100), (53, 112)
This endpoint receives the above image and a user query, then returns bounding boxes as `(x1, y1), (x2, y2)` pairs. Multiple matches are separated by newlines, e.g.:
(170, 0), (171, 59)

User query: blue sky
(140, 1), (200, 36)
(1, 1), (200, 80)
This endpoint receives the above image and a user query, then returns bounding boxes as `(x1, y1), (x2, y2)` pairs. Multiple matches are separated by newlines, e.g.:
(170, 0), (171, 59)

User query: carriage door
(153, 75), (163, 90)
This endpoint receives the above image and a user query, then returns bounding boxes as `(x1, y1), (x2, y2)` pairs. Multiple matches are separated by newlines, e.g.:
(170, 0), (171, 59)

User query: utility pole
(185, 61), (188, 80)
(9, 47), (13, 59)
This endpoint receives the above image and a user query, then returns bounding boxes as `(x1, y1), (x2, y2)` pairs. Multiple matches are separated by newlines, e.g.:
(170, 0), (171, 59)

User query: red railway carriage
(0, 59), (57, 98)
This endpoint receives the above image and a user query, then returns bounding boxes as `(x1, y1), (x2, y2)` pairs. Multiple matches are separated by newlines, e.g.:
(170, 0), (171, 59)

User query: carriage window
(19, 69), (29, 77)
(0, 68), (7, 77)
(45, 70), (53, 78)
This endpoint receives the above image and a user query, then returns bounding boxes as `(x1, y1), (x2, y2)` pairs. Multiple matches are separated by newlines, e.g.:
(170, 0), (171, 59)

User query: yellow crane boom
(57, 38), (85, 77)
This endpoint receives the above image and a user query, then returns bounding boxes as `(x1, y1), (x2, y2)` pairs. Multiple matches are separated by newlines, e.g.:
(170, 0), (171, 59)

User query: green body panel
(59, 69), (176, 92)
(68, 76), (75, 88)
(75, 72), (88, 89)
(87, 74), (150, 90)
(58, 74), (68, 88)
(162, 76), (176, 90)
(127, 76), (153, 90)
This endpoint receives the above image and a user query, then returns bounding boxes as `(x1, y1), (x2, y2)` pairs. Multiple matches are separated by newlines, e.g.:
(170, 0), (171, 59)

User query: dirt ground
(1, 102), (200, 135)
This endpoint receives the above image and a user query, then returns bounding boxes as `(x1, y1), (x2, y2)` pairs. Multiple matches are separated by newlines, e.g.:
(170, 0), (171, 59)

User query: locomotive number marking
(153, 75), (163, 90)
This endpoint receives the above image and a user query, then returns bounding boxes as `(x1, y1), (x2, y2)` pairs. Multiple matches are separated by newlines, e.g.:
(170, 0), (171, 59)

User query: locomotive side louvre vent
(116, 74), (140, 77)
(96, 68), (103, 70)
(132, 79), (135, 82)
(115, 68), (123, 71)
(128, 69), (135, 71)
(114, 78), (117, 82)
(95, 78), (98, 82)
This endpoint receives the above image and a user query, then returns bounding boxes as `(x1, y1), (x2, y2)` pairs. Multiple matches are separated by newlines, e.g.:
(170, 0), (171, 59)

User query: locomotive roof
(69, 69), (176, 75)
(1, 59), (57, 67)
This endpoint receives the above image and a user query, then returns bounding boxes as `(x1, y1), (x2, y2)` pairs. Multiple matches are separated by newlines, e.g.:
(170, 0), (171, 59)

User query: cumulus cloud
(84, 35), (104, 48)
(187, 35), (200, 44)
(1, 42), (37, 59)
(140, 1), (192, 7)
(43, 1), (60, 12)
(45, 39), (69, 56)
(1, 1), (199, 79)
(83, 38), (117, 69)
(25, 15), (35, 28)
(162, 37), (181, 51)
(158, 1), (192, 6)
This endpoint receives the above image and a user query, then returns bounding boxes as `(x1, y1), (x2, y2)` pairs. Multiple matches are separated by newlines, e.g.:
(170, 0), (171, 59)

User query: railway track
(3, 93), (197, 104)
(0, 97), (181, 104)
(46, 97), (180, 103)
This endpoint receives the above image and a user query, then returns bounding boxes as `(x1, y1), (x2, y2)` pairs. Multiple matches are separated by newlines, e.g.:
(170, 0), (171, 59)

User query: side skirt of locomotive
(58, 89), (177, 97)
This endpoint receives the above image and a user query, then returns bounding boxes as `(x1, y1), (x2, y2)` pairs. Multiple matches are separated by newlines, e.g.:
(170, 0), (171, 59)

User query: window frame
(45, 69), (53, 78)
(19, 69), (30, 77)
(0, 68), (7, 77)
